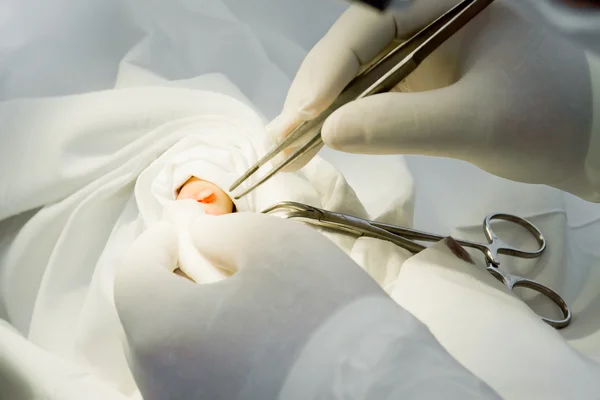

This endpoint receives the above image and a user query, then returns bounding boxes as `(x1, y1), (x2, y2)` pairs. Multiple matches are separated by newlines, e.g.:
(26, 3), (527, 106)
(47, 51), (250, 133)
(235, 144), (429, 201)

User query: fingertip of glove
(321, 107), (356, 151)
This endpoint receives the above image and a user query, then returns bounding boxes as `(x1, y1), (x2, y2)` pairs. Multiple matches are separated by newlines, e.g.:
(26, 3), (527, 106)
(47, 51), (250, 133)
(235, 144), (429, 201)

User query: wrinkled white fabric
(114, 213), (499, 400)
(2, 0), (600, 399)
(391, 240), (600, 399)
(160, 200), (229, 284)
(404, 154), (600, 362)
(0, 320), (133, 400)
(0, 71), (411, 397)
(0, 74), (272, 397)
(130, 104), (412, 286)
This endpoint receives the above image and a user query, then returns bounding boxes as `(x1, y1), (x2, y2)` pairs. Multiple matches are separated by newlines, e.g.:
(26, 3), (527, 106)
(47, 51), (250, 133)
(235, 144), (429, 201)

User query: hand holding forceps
(262, 201), (572, 329)
(230, 0), (495, 199)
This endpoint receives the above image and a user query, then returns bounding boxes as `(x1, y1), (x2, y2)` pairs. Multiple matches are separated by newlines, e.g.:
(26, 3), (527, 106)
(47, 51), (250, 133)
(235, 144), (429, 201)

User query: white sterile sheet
(2, 0), (600, 399)
(0, 72), (415, 398)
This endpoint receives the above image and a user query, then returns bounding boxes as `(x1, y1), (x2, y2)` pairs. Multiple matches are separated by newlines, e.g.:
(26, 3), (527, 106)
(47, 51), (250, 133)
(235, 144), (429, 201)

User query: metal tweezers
(230, 0), (495, 199)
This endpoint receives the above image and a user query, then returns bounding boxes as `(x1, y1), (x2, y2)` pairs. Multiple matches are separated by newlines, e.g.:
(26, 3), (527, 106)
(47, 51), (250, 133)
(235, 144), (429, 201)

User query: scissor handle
(487, 269), (572, 329)
(482, 213), (546, 265)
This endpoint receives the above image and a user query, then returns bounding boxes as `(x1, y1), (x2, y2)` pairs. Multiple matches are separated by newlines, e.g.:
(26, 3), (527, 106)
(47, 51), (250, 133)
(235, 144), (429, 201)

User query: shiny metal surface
(230, 0), (495, 199)
(263, 201), (571, 329)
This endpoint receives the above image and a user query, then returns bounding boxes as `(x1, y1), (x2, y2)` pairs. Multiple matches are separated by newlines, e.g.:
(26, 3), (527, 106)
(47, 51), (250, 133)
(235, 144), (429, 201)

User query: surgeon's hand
(270, 1), (598, 201)
(114, 213), (498, 400)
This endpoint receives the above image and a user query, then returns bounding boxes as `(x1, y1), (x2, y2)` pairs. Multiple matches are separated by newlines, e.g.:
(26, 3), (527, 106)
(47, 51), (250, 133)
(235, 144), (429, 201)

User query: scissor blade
(261, 201), (315, 215)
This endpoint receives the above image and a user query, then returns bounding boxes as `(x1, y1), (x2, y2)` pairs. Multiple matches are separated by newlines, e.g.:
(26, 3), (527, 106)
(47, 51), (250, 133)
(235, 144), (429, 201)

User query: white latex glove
(114, 213), (499, 400)
(269, 1), (600, 202)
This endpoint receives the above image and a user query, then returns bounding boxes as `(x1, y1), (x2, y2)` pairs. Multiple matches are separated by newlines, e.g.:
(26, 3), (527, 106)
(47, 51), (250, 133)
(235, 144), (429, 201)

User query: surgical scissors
(230, 0), (495, 199)
(262, 201), (572, 329)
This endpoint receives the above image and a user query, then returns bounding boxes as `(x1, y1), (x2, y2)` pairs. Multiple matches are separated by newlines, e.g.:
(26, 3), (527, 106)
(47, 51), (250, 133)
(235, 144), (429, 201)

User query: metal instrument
(262, 201), (572, 329)
(230, 0), (495, 199)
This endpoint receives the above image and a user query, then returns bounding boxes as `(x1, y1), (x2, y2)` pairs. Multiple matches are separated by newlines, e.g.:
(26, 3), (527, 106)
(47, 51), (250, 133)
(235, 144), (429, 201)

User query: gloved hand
(114, 213), (499, 400)
(269, 1), (599, 202)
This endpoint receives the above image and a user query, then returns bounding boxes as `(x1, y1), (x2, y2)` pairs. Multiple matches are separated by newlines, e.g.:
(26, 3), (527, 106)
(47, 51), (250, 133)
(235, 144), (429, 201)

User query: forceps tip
(229, 165), (259, 192)
(231, 132), (303, 192)
(232, 135), (323, 199)
(232, 178), (266, 199)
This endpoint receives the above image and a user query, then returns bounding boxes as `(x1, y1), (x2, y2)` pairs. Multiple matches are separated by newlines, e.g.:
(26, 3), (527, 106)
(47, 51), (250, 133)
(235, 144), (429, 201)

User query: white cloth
(133, 107), (411, 286)
(114, 215), (500, 400)
(2, 1), (600, 399)
(392, 240), (600, 399)
(0, 320), (132, 400)
(0, 75), (410, 398)
(161, 200), (230, 284)
(2, 80), (599, 399)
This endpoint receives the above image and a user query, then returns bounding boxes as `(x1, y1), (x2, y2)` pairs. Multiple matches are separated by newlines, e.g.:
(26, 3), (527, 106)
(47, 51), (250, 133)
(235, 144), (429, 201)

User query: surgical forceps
(230, 0), (495, 199)
(262, 201), (572, 329)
